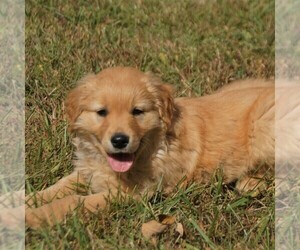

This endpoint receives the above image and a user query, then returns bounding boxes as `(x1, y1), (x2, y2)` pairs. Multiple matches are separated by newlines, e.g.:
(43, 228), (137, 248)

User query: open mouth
(107, 153), (135, 173)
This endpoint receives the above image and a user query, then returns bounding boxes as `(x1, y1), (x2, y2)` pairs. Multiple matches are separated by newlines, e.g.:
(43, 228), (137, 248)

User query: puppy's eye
(132, 108), (144, 116)
(97, 109), (108, 117)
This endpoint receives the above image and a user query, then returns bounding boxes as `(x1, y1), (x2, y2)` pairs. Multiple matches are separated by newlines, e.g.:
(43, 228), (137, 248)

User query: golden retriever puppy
(26, 67), (274, 228)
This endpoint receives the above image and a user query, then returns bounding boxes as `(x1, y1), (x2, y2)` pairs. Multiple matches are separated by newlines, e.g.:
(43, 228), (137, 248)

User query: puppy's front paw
(26, 205), (65, 229)
(26, 208), (44, 229)
(25, 196), (81, 229)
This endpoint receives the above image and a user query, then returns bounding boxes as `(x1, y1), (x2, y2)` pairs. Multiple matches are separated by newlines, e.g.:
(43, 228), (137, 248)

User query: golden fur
(26, 67), (274, 228)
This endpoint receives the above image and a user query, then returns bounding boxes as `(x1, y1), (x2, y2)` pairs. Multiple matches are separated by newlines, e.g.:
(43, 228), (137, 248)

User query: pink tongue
(107, 154), (134, 172)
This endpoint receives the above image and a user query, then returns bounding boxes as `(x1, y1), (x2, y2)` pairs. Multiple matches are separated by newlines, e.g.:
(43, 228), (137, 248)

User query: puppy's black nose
(111, 133), (129, 149)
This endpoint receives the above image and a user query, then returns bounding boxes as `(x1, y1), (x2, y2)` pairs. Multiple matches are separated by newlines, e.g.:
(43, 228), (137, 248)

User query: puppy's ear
(155, 83), (175, 129)
(65, 74), (94, 131)
(145, 74), (175, 130)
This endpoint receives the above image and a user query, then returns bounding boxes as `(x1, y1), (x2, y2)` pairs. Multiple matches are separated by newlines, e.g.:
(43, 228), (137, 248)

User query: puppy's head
(65, 67), (174, 173)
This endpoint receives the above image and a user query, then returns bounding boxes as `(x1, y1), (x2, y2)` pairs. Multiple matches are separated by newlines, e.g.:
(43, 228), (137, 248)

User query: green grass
(26, 0), (275, 248)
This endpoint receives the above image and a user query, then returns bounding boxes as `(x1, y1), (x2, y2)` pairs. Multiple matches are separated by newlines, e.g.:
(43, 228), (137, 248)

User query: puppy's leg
(26, 195), (82, 229)
(26, 192), (108, 229)
(26, 171), (86, 207)
(236, 92), (275, 195)
(1, 173), (85, 227)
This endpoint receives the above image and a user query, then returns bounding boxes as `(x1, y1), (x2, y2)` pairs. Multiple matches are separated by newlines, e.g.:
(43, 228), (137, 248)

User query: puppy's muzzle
(111, 133), (129, 149)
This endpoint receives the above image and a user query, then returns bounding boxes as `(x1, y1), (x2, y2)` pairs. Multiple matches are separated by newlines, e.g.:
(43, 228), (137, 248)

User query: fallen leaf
(141, 220), (167, 239)
(158, 214), (176, 225)
(175, 222), (184, 237)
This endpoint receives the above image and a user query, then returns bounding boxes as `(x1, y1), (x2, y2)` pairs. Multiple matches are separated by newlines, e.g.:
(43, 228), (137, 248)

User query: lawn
(25, 0), (275, 248)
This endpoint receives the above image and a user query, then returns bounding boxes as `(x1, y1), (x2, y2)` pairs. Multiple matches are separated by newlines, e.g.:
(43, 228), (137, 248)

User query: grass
(25, 0), (275, 248)
(0, 1), (25, 248)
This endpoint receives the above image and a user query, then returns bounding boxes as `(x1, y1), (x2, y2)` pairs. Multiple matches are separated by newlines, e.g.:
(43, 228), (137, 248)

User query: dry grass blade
(141, 220), (167, 239)
(175, 222), (184, 237)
